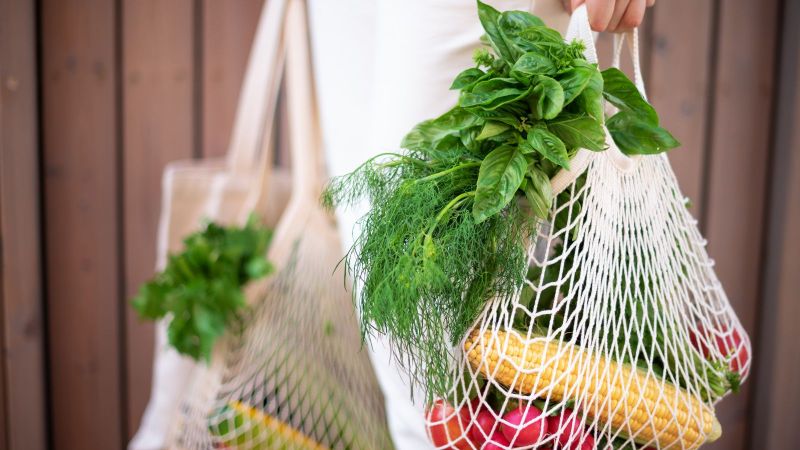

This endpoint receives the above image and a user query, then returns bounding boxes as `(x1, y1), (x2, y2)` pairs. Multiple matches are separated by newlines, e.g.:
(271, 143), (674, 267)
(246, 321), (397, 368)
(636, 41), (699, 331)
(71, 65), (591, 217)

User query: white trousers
(308, 1), (570, 449)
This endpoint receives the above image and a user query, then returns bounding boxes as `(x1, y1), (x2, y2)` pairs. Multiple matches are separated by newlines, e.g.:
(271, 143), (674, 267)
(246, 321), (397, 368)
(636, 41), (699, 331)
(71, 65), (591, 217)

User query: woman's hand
(562, 0), (656, 32)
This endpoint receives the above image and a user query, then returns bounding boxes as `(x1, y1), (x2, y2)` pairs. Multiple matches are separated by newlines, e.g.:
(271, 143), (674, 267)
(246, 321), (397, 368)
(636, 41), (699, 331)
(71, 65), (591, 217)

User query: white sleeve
(308, 2), (569, 449)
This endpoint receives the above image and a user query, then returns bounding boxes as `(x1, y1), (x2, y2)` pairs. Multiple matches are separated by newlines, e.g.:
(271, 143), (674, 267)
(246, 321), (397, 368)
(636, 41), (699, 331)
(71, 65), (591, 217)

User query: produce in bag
(323, 2), (749, 449)
(156, 1), (394, 449)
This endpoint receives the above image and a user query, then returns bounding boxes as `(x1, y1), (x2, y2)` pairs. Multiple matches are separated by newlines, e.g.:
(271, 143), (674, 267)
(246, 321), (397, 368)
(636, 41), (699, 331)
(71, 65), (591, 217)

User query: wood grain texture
(122, 0), (197, 440)
(202, 0), (265, 157)
(40, 0), (124, 448)
(701, 0), (780, 448)
(647, 0), (714, 217)
(749, 1), (800, 447)
(0, 0), (49, 448)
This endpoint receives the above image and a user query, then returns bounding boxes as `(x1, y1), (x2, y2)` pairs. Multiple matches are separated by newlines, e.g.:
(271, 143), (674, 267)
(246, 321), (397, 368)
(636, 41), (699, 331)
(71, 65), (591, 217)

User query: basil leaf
(607, 111), (680, 155)
(476, 121), (511, 141)
(511, 52), (557, 83)
(477, 1), (514, 63)
(515, 26), (565, 54)
(574, 68), (604, 122)
(460, 78), (530, 110)
(498, 11), (544, 33)
(473, 145), (527, 222)
(498, 11), (545, 60)
(402, 107), (481, 151)
(527, 126), (570, 169)
(530, 75), (565, 120)
(459, 126), (482, 154)
(523, 168), (553, 220)
(548, 114), (606, 151)
(558, 60), (595, 106)
(602, 67), (658, 125)
(450, 67), (486, 90)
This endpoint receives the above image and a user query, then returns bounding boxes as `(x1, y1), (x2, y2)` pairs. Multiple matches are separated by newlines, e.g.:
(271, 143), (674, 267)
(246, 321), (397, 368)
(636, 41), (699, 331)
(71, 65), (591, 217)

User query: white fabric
(308, 1), (569, 449)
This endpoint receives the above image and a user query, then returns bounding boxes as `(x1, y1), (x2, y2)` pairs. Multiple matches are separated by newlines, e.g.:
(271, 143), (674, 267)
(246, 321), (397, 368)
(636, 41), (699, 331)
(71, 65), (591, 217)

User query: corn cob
(464, 329), (721, 450)
(209, 401), (328, 450)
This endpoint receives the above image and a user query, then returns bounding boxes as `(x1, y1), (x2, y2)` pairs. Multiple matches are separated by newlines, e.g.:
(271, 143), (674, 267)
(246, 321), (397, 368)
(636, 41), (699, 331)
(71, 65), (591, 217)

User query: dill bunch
(324, 152), (531, 397)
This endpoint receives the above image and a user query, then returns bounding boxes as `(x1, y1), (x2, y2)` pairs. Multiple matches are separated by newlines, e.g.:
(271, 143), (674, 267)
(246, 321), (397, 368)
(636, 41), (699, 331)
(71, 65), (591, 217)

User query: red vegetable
(468, 409), (497, 446)
(500, 405), (547, 447)
(483, 431), (510, 450)
(426, 399), (471, 450)
(690, 325), (750, 375)
(547, 409), (595, 450)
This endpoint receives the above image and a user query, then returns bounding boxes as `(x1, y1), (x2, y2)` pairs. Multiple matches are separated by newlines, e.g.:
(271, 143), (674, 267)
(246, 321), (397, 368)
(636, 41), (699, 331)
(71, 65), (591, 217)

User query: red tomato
(426, 399), (471, 450)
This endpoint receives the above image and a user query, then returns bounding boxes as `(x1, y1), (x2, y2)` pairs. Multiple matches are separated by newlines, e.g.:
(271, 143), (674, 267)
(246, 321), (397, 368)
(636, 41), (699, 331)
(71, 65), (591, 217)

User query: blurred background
(0, 0), (798, 449)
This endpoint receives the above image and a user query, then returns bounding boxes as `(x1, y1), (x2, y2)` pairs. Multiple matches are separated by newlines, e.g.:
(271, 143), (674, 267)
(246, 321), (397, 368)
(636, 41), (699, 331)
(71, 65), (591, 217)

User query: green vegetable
(322, 1), (679, 399)
(132, 215), (273, 361)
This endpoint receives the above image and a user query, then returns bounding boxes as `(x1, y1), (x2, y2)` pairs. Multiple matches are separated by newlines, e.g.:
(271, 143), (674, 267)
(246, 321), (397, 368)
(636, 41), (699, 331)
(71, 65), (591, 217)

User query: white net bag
(166, 1), (393, 449)
(425, 6), (751, 450)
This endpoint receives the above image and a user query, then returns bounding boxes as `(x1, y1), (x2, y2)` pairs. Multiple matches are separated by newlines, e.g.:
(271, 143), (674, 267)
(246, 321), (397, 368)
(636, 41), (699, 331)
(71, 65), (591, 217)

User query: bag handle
(226, 0), (289, 176)
(283, 0), (326, 203)
(612, 30), (647, 99)
(551, 4), (641, 195)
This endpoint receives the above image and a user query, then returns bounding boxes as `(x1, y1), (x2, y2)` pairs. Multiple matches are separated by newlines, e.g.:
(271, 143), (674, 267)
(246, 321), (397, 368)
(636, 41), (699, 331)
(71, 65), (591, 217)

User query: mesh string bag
(426, 6), (751, 450)
(166, 1), (394, 449)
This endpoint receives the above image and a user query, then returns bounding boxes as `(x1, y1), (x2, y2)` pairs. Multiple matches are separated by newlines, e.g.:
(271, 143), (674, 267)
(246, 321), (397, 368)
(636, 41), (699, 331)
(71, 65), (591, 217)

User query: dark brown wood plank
(202, 0), (265, 157)
(701, 0), (780, 448)
(647, 0), (715, 216)
(122, 0), (197, 440)
(749, 1), (800, 448)
(40, 0), (124, 448)
(0, 0), (49, 448)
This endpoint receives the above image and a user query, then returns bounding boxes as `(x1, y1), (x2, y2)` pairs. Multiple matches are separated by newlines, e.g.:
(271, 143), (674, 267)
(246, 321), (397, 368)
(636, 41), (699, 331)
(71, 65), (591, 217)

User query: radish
(547, 409), (595, 450)
(483, 431), (510, 450)
(426, 399), (471, 450)
(690, 325), (750, 375)
(500, 405), (547, 447)
(468, 409), (496, 446)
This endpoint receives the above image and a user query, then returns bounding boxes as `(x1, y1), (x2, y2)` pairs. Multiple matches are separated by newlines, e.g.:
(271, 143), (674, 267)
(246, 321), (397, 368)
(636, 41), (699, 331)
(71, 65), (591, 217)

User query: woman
(308, 1), (654, 448)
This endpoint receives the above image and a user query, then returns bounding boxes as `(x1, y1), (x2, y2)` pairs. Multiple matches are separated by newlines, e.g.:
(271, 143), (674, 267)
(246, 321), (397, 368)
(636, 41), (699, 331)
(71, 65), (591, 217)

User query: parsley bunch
(132, 216), (273, 361)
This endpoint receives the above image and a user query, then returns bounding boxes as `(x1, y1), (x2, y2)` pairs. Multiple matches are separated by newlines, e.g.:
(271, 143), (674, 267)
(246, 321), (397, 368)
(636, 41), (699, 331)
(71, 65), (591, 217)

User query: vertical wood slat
(202, 0), (265, 158)
(0, 0), (48, 448)
(701, 0), (780, 448)
(647, 0), (715, 216)
(122, 0), (197, 440)
(750, 0), (800, 447)
(40, 0), (124, 448)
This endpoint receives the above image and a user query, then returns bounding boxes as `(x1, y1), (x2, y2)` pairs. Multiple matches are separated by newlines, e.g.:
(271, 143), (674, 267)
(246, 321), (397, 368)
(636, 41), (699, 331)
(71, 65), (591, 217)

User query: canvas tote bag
(130, 1), (292, 448)
(165, 0), (394, 449)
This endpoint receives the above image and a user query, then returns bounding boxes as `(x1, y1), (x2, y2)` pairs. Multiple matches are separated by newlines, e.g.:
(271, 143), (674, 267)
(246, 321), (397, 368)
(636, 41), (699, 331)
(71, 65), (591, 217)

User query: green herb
(132, 215), (273, 361)
(323, 1), (678, 399)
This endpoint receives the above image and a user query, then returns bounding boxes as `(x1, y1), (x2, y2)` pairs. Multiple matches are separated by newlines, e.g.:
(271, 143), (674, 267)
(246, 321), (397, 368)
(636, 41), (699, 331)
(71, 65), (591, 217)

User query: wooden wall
(0, 0), (797, 449)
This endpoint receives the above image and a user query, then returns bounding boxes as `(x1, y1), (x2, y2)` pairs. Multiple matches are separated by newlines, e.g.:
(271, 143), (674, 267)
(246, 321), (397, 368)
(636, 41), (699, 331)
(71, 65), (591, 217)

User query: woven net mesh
(168, 208), (394, 450)
(429, 151), (751, 450)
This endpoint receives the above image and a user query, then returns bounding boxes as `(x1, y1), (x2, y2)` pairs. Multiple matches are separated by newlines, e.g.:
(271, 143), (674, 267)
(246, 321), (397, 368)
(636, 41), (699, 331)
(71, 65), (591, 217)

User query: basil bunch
(412, 0), (679, 223)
